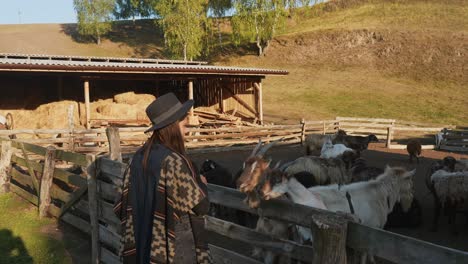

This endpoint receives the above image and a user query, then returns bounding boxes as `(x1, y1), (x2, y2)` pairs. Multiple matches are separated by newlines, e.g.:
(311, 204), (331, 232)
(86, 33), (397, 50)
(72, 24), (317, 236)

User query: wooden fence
(1, 136), (468, 263)
(0, 117), (461, 154)
(437, 128), (468, 152)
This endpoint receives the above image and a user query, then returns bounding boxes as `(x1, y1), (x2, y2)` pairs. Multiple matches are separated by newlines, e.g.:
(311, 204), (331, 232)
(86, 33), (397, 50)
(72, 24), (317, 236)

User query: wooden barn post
(84, 80), (91, 129)
(0, 140), (13, 193)
(106, 127), (122, 162)
(254, 82), (263, 125)
(39, 146), (56, 218)
(188, 80), (194, 116)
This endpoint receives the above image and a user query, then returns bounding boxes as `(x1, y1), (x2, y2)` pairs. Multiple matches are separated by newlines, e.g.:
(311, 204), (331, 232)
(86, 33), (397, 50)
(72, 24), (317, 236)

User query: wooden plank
(61, 212), (91, 234)
(19, 142), (40, 199)
(205, 216), (314, 262)
(10, 183), (38, 206)
(335, 117), (396, 123)
(50, 184), (73, 203)
(0, 140), (13, 193)
(388, 144), (435, 150)
(101, 246), (121, 264)
(99, 158), (126, 179)
(393, 127), (444, 132)
(55, 149), (88, 167)
(12, 154), (86, 188)
(336, 122), (394, 128)
(10, 168), (34, 190)
(347, 222), (468, 264)
(439, 145), (468, 152)
(337, 128), (388, 134)
(40, 146), (56, 218)
(222, 87), (257, 115)
(99, 199), (121, 230)
(99, 225), (121, 251)
(209, 244), (262, 264)
(106, 127), (122, 162)
(17, 141), (47, 156)
(86, 154), (99, 263)
(98, 180), (118, 202)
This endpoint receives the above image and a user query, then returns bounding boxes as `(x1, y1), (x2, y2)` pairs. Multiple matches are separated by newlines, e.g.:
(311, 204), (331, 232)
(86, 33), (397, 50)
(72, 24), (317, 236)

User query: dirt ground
(190, 142), (468, 254)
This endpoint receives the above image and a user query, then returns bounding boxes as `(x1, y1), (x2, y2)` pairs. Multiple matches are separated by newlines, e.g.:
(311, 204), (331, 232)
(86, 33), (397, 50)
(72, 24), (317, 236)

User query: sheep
(406, 139), (422, 164)
(281, 150), (359, 186)
(304, 129), (347, 155)
(428, 169), (468, 234)
(320, 135), (355, 159)
(262, 166), (416, 264)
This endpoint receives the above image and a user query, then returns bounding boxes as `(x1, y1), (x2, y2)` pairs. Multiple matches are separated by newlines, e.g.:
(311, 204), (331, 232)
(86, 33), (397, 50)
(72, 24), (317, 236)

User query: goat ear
(273, 161), (281, 169)
(384, 165), (392, 172)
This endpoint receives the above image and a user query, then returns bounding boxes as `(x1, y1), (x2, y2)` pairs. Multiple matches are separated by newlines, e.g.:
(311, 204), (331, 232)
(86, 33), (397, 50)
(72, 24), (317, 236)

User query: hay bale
(113, 92), (155, 105)
(96, 103), (138, 118)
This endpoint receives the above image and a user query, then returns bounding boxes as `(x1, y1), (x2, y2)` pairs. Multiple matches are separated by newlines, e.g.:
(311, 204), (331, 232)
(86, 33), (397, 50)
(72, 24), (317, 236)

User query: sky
(0, 0), (76, 24)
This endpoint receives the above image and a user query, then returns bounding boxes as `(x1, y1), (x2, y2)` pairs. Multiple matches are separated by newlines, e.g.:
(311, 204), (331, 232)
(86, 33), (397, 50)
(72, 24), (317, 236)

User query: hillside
(0, 0), (466, 125)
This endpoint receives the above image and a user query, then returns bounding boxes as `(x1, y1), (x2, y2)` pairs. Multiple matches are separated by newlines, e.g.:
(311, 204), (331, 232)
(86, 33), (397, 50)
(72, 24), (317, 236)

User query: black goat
(200, 159), (236, 188)
(336, 134), (379, 152)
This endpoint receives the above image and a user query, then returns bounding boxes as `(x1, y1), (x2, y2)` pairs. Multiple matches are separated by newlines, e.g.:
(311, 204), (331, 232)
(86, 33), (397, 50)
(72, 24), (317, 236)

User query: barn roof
(0, 53), (288, 76)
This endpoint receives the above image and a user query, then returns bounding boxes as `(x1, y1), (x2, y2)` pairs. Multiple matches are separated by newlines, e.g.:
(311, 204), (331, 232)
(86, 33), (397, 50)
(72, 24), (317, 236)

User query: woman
(114, 93), (211, 264)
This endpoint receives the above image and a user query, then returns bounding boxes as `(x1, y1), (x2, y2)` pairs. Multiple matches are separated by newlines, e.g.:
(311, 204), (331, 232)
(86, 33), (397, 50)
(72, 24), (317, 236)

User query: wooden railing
(0, 117), (461, 154)
(1, 138), (468, 263)
(437, 128), (468, 152)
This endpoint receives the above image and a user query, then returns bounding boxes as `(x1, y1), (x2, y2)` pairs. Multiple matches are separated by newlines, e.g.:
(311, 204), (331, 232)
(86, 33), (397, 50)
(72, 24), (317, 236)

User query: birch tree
(74, 0), (115, 45)
(232, 0), (287, 56)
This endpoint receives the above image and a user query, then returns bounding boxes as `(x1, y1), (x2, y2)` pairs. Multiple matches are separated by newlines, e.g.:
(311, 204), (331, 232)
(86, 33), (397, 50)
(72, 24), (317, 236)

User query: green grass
(286, 0), (468, 35)
(0, 193), (72, 264)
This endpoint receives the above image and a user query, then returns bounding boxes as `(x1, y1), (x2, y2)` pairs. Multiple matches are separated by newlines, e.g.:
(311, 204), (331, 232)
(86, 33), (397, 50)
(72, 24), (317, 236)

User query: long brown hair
(142, 118), (188, 171)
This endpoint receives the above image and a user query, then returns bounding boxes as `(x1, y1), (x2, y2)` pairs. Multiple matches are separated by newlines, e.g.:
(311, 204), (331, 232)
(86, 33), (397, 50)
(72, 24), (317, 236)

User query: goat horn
(257, 138), (284, 157)
(250, 139), (263, 158)
(273, 161), (282, 169)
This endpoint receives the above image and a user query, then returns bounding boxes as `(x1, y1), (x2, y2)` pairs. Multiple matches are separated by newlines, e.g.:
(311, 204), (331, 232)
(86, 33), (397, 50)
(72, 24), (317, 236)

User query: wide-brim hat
(145, 92), (194, 133)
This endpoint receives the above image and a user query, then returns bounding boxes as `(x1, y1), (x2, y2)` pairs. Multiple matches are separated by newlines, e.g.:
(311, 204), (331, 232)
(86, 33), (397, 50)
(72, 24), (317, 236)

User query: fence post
(301, 119), (306, 146)
(311, 213), (352, 264)
(323, 121), (326, 135)
(86, 155), (100, 264)
(386, 126), (393, 148)
(68, 104), (75, 151)
(106, 127), (122, 162)
(0, 140), (12, 193)
(39, 146), (56, 218)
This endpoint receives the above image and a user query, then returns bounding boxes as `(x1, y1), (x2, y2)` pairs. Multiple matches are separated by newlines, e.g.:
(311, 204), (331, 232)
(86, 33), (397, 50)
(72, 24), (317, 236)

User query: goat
(406, 139), (422, 164)
(350, 158), (422, 229)
(335, 134), (379, 152)
(262, 166), (416, 264)
(320, 135), (355, 159)
(304, 129), (347, 155)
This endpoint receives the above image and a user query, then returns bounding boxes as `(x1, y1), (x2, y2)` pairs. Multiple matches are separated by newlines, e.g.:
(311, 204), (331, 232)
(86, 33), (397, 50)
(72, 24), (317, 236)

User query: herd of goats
(199, 130), (468, 264)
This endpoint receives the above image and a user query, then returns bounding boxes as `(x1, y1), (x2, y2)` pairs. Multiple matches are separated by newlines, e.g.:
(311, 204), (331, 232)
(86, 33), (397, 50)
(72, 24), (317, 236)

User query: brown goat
(406, 139), (422, 164)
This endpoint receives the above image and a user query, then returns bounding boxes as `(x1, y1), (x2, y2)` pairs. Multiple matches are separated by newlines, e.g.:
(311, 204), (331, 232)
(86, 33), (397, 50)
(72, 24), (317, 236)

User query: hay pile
(0, 92), (155, 133)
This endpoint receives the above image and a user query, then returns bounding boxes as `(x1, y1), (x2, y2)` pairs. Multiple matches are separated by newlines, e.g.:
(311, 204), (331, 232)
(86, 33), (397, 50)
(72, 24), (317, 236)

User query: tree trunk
(256, 38), (263, 57)
(217, 18), (222, 46)
(184, 44), (187, 61)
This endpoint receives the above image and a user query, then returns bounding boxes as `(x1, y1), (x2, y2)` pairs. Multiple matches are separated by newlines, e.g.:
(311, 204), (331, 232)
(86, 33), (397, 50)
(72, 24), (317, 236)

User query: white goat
(263, 166), (415, 264)
(320, 136), (355, 159)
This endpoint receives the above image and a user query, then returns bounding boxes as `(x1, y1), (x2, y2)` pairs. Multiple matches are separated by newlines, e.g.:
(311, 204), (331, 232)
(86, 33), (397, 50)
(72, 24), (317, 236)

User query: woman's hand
(200, 175), (208, 185)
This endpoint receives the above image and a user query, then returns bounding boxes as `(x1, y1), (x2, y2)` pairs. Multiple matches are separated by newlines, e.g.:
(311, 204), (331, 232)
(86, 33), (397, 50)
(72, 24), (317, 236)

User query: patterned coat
(114, 144), (211, 264)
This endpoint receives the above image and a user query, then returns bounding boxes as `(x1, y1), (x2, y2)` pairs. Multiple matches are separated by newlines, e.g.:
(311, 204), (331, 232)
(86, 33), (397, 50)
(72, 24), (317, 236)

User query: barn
(0, 53), (287, 129)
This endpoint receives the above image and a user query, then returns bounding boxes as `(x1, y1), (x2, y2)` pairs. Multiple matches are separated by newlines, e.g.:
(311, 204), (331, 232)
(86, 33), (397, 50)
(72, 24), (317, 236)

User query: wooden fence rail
(0, 117), (462, 153)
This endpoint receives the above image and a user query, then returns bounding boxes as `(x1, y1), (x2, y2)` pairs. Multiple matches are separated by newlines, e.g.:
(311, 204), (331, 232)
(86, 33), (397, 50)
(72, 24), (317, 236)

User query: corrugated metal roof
(0, 53), (288, 76)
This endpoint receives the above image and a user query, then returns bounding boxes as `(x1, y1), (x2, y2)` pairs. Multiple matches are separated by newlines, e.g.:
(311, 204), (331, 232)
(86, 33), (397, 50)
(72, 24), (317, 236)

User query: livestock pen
(0, 133), (467, 264)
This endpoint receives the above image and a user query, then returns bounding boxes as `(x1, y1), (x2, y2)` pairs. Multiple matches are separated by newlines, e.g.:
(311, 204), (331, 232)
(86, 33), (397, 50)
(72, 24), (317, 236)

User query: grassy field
(0, 0), (466, 125)
(0, 193), (73, 264)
